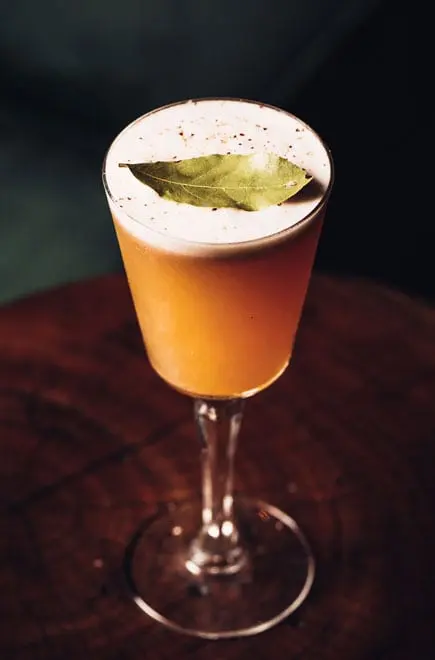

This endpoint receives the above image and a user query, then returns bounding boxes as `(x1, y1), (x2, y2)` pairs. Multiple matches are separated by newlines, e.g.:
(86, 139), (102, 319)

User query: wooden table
(1, 272), (435, 659)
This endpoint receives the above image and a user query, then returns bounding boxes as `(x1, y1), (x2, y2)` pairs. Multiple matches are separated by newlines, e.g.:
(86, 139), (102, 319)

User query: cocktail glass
(102, 98), (333, 639)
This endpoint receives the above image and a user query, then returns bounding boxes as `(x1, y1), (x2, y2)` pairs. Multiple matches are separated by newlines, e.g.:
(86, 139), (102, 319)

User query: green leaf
(119, 153), (311, 211)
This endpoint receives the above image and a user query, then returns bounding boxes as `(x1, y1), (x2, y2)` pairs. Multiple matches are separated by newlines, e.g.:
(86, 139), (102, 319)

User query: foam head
(103, 98), (333, 255)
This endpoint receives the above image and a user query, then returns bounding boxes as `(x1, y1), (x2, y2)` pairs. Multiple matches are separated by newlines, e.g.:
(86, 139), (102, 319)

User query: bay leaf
(119, 153), (311, 211)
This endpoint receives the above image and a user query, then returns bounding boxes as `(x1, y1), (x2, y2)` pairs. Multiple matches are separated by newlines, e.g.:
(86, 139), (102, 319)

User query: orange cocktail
(104, 99), (331, 398)
(113, 210), (323, 398)
(102, 98), (333, 640)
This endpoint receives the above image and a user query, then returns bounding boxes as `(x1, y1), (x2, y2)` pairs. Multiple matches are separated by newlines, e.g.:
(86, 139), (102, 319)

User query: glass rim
(102, 97), (335, 254)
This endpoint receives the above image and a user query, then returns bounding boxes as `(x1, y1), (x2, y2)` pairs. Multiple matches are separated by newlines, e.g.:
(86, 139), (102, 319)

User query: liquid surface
(104, 99), (332, 254)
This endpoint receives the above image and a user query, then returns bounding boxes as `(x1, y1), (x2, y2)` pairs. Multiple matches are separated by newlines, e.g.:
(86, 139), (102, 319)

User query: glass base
(124, 498), (315, 639)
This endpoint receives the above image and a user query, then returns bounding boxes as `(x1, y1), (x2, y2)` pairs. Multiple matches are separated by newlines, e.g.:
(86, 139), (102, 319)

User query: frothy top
(103, 99), (333, 255)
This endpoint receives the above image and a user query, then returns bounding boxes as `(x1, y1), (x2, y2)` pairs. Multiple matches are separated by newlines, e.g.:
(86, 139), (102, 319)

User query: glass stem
(186, 398), (247, 576)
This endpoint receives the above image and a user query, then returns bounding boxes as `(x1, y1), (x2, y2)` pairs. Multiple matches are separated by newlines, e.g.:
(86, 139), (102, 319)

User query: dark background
(0, 0), (417, 305)
(298, 1), (415, 299)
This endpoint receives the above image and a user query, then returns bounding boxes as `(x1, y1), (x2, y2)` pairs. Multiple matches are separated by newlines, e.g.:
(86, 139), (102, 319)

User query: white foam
(103, 99), (333, 255)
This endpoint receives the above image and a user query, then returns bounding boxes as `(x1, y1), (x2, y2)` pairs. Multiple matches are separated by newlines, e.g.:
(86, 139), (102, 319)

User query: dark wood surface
(1, 272), (435, 659)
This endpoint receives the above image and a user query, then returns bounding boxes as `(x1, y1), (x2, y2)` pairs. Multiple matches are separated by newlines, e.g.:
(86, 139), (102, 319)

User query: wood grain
(1, 273), (435, 659)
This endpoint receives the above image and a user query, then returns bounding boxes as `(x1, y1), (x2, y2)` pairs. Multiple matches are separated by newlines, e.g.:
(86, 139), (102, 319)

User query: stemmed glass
(102, 98), (333, 639)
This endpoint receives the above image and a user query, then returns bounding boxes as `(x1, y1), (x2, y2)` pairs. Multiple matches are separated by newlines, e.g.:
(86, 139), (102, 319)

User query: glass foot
(124, 498), (315, 639)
